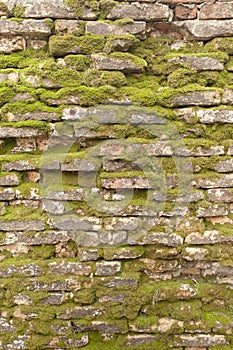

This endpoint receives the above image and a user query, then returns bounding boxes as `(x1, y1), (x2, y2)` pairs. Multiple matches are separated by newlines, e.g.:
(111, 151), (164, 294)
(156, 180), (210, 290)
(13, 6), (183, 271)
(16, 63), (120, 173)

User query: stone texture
(49, 261), (92, 276)
(197, 109), (233, 124)
(171, 90), (221, 106)
(107, 3), (171, 21)
(197, 174), (233, 188)
(222, 88), (233, 104)
(91, 54), (147, 73)
(174, 19), (233, 40)
(0, 36), (26, 54)
(15, 0), (75, 18)
(0, 220), (45, 231)
(86, 21), (146, 36)
(0, 127), (41, 138)
(174, 5), (197, 20)
(174, 334), (228, 347)
(0, 19), (52, 36)
(0, 174), (19, 186)
(215, 158), (233, 173)
(208, 189), (233, 203)
(95, 261), (121, 276)
(168, 56), (224, 71)
(200, 3), (233, 20)
(102, 177), (151, 189)
(2, 160), (37, 171)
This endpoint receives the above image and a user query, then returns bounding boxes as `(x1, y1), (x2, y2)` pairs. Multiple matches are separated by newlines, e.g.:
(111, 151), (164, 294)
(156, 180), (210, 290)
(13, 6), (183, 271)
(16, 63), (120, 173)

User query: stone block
(86, 21), (146, 36)
(197, 174), (233, 188)
(215, 159), (233, 173)
(58, 306), (104, 319)
(174, 5), (197, 20)
(174, 19), (233, 40)
(2, 160), (37, 171)
(0, 220), (45, 231)
(95, 261), (121, 276)
(168, 56), (224, 71)
(49, 261), (92, 275)
(0, 174), (19, 186)
(91, 53), (147, 73)
(14, 0), (75, 18)
(174, 334), (228, 347)
(200, 3), (233, 19)
(171, 90), (221, 107)
(0, 36), (26, 54)
(0, 19), (52, 36)
(208, 188), (233, 202)
(197, 109), (233, 124)
(107, 3), (171, 21)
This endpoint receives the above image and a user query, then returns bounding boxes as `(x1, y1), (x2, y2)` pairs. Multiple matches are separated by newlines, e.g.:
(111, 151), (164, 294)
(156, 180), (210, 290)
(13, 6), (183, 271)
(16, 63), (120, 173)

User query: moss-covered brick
(49, 34), (105, 57)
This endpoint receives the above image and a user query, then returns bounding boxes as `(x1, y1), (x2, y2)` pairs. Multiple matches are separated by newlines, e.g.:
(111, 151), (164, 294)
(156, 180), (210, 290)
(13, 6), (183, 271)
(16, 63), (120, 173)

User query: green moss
(156, 300), (202, 321)
(27, 245), (56, 259)
(100, 0), (117, 19)
(1, 100), (62, 119)
(49, 34), (105, 57)
(64, 54), (90, 70)
(13, 5), (25, 17)
(118, 86), (156, 106)
(43, 66), (83, 87)
(40, 85), (115, 106)
(156, 84), (222, 107)
(205, 37), (233, 54)
(83, 68), (127, 87)
(65, 0), (100, 18)
(168, 68), (198, 88)
(0, 86), (15, 106)
(1, 204), (46, 222)
(1, 120), (51, 134)
(105, 34), (139, 53)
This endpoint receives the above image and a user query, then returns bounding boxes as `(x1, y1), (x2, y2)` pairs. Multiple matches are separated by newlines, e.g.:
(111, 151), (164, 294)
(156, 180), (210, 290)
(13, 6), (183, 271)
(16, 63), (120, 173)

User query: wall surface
(0, 0), (233, 349)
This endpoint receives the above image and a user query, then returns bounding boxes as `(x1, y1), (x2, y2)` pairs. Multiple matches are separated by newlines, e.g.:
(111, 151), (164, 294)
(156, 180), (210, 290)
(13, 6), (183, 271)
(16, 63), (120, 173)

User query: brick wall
(0, 0), (233, 349)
